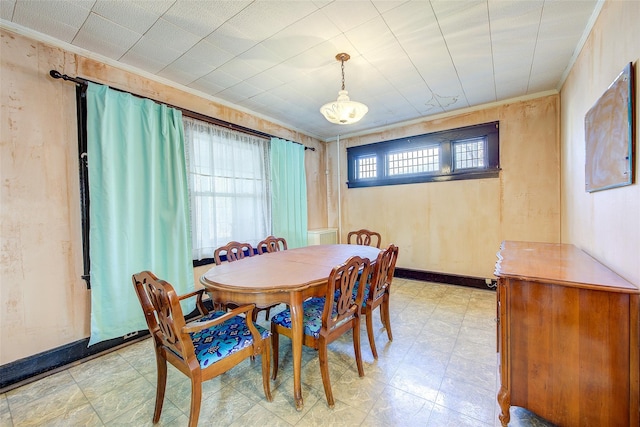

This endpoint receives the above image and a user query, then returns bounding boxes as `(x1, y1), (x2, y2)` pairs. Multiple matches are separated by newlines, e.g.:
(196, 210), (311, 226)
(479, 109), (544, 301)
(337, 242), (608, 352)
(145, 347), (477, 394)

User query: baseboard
(394, 268), (497, 290)
(0, 330), (150, 392)
(0, 301), (215, 393)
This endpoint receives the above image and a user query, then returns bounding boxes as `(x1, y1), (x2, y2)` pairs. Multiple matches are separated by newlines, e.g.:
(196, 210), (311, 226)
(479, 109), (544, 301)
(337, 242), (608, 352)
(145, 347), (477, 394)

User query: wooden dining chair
(257, 235), (288, 254)
(359, 244), (399, 359)
(270, 256), (371, 408)
(132, 271), (272, 427)
(213, 241), (255, 264)
(214, 240), (274, 320)
(347, 229), (382, 248)
(253, 235), (288, 319)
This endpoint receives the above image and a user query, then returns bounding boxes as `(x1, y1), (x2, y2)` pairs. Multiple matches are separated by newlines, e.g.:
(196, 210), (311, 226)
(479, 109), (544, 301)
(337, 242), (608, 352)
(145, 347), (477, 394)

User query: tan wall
(0, 29), (326, 365)
(330, 95), (561, 279)
(560, 0), (640, 286)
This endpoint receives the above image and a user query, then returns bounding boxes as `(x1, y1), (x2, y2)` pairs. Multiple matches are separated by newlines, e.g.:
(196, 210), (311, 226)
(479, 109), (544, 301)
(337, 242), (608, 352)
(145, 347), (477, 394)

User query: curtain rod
(49, 70), (315, 151)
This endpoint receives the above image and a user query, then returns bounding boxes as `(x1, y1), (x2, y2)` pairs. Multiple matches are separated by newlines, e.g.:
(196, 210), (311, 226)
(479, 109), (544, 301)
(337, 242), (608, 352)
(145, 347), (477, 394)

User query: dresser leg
(498, 386), (510, 426)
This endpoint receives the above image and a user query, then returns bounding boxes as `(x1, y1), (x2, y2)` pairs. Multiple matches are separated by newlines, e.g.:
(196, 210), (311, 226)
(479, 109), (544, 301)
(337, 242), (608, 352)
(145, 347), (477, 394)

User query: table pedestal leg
(290, 292), (304, 411)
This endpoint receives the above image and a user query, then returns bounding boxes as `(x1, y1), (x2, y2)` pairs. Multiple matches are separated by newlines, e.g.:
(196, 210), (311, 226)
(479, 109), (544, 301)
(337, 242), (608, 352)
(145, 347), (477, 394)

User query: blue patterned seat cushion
(271, 297), (334, 338)
(186, 311), (270, 369)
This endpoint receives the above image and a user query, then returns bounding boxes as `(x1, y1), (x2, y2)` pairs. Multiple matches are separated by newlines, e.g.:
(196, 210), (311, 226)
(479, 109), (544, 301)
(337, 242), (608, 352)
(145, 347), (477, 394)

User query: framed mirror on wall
(585, 62), (635, 192)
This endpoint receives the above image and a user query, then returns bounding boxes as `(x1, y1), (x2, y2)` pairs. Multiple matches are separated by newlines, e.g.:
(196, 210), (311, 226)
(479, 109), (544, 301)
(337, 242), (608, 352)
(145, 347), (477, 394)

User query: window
(347, 121), (499, 188)
(183, 117), (271, 261)
(357, 155), (377, 179)
(388, 146), (440, 175)
(453, 138), (485, 170)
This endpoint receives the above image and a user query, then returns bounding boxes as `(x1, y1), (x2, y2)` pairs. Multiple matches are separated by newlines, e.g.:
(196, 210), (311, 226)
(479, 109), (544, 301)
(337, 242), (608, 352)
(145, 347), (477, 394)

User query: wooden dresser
(494, 241), (639, 426)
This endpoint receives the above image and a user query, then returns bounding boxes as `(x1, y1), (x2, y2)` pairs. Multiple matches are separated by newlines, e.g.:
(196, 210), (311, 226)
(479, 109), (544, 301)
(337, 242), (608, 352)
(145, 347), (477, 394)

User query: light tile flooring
(1, 279), (538, 426)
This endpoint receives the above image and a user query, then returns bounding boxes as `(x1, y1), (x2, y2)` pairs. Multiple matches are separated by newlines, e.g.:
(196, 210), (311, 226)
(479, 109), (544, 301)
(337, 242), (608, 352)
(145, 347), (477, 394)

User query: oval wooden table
(200, 244), (382, 411)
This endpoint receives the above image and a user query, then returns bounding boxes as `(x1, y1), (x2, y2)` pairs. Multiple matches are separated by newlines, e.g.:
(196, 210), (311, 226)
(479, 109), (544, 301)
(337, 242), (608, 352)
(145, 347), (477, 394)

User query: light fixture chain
(341, 58), (345, 91)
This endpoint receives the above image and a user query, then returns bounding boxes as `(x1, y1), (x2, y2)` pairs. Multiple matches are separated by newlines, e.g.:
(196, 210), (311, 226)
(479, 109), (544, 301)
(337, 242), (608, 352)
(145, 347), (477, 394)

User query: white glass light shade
(320, 90), (368, 124)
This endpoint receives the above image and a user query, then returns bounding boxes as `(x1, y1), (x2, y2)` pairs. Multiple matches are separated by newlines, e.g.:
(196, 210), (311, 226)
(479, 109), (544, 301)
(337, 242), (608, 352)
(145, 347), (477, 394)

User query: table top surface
(494, 240), (638, 292)
(200, 244), (382, 293)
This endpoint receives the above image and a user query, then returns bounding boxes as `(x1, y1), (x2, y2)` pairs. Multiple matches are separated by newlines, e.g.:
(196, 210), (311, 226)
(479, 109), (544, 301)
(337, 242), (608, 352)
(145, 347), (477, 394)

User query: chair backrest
(132, 271), (194, 361)
(323, 256), (371, 332)
(257, 236), (288, 254)
(347, 229), (382, 248)
(214, 241), (255, 265)
(368, 244), (399, 303)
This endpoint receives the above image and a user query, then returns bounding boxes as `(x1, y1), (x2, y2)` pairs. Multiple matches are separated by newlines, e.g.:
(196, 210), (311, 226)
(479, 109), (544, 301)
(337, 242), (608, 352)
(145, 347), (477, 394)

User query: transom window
(388, 146), (439, 175)
(454, 137), (485, 170)
(357, 155), (377, 179)
(347, 122), (499, 188)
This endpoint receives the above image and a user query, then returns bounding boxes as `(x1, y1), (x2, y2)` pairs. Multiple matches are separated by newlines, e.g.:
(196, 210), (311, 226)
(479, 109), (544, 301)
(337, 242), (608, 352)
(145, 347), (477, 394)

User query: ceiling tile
(90, 1), (164, 34)
(382, 0), (436, 41)
(527, 67), (563, 93)
(321, 0), (381, 32)
(196, 68), (243, 91)
(432, 1), (495, 102)
(205, 25), (257, 57)
(215, 58), (262, 82)
(489, 1), (542, 98)
(249, 91), (289, 112)
(162, 0), (251, 38)
(371, 0), (411, 14)
(73, 13), (142, 60)
(345, 16), (398, 55)
(244, 71), (285, 92)
(120, 36), (185, 74)
(188, 75), (226, 97)
(158, 54), (216, 86)
(262, 10), (340, 60)
(221, 80), (263, 100)
(263, 61), (308, 86)
(144, 18), (200, 53)
(12, 0), (92, 43)
(181, 39), (234, 69)
(1, 0), (16, 21)
(238, 44), (286, 73)
(226, 1), (318, 41)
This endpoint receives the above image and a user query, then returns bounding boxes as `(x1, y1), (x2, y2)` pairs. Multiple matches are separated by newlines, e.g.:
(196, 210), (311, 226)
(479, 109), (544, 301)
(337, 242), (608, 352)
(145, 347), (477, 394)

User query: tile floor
(0, 279), (545, 426)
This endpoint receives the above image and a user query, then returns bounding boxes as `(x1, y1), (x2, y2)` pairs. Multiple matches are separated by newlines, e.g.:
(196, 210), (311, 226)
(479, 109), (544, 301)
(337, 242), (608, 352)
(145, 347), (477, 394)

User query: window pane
(357, 155), (377, 179)
(388, 146), (439, 175)
(184, 117), (271, 260)
(454, 138), (485, 170)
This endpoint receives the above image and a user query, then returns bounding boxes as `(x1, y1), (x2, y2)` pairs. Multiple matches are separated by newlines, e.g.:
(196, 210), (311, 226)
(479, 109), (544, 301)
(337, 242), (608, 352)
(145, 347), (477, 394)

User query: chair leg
(365, 308), (379, 359)
(353, 319), (365, 377)
(188, 376), (202, 427)
(271, 325), (279, 380)
(382, 297), (393, 342)
(261, 339), (273, 401)
(318, 340), (335, 408)
(153, 352), (167, 423)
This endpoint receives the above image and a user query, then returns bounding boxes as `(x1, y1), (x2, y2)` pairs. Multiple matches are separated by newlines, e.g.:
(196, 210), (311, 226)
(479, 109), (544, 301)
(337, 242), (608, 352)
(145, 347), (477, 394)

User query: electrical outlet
(485, 278), (492, 285)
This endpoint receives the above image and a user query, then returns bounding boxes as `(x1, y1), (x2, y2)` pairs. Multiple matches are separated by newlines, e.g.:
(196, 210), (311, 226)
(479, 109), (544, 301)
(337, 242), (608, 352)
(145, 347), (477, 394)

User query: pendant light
(320, 53), (368, 124)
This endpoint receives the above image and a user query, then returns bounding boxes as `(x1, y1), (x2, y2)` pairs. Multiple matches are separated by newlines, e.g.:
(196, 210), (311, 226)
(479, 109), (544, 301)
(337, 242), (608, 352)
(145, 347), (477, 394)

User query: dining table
(199, 243), (382, 410)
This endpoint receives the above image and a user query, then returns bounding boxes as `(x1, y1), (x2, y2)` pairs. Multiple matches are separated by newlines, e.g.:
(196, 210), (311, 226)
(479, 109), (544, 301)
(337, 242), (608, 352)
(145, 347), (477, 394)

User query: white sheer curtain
(184, 117), (271, 260)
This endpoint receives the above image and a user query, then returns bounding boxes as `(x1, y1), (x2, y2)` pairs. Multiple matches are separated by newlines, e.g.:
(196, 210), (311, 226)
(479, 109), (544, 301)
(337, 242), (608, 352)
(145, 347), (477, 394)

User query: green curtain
(270, 138), (308, 248)
(86, 83), (193, 345)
